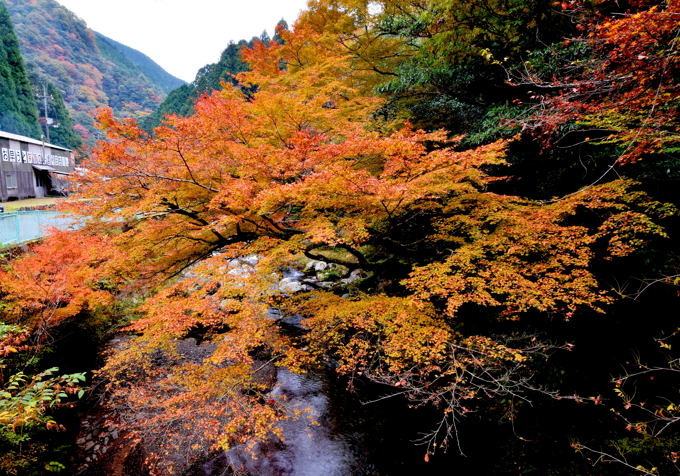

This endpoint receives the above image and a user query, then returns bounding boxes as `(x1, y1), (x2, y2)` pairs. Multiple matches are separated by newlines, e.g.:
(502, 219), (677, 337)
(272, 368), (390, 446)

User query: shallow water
(205, 368), (353, 476)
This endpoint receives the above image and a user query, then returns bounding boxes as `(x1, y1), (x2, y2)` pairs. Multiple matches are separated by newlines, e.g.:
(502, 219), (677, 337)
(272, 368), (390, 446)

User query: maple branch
(335, 243), (372, 269)
(159, 229), (254, 283)
(259, 214), (303, 237)
(154, 232), (218, 247)
(573, 444), (658, 476)
(174, 142), (202, 189)
(160, 198), (229, 245)
(633, 273), (680, 300)
(120, 172), (219, 193)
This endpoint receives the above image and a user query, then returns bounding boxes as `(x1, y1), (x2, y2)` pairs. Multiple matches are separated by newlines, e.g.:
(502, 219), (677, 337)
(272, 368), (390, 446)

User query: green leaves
(0, 367), (87, 432)
(0, 0), (41, 137)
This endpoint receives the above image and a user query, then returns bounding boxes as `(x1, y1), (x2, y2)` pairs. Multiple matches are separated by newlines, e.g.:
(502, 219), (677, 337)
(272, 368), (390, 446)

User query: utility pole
(36, 82), (51, 143)
(41, 133), (46, 165)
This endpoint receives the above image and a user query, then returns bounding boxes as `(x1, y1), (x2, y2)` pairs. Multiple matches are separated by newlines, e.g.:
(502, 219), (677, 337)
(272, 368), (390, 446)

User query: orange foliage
(4, 5), (675, 467)
(0, 230), (116, 334)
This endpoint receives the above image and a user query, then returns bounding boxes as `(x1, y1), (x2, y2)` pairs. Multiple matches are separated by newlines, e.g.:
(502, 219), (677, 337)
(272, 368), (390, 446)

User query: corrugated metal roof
(0, 130), (72, 152)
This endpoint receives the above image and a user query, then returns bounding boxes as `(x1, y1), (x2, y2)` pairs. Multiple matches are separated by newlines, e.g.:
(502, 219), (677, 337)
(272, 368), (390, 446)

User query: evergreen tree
(259, 30), (271, 44)
(0, 0), (40, 137)
(272, 19), (288, 44)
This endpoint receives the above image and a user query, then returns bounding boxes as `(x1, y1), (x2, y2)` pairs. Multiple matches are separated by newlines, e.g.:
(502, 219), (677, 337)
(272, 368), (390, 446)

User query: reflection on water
(204, 369), (353, 476)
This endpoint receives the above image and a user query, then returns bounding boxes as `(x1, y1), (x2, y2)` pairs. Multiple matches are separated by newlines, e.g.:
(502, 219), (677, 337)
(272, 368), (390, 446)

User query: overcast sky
(55, 0), (309, 82)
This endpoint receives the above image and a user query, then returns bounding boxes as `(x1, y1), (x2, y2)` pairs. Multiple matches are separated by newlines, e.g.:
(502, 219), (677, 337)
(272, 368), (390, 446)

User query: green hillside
(142, 40), (251, 131)
(96, 33), (184, 93)
(0, 0), (41, 137)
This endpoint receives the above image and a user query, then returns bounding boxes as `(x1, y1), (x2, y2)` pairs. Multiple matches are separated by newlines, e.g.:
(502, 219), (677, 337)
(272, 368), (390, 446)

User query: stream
(204, 261), (356, 475)
(72, 256), (454, 475)
(204, 369), (354, 476)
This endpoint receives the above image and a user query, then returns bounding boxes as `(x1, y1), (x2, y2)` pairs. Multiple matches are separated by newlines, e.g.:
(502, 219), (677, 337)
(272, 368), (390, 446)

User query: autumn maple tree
(0, 1), (677, 474)
(521, 0), (679, 162)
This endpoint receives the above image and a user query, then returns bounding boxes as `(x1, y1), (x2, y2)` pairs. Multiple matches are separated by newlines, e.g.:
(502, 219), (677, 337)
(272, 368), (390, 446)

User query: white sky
(55, 0), (310, 82)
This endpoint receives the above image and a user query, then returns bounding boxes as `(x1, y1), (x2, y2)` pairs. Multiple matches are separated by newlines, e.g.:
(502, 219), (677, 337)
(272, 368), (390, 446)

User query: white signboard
(1, 148), (69, 167)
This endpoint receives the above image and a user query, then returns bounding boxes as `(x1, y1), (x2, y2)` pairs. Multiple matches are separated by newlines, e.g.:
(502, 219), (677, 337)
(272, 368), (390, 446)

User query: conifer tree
(0, 0), (41, 137)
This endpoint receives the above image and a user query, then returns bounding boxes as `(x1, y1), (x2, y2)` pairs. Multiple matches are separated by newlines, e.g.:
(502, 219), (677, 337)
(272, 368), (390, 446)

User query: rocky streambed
(73, 338), (359, 476)
(72, 256), (369, 475)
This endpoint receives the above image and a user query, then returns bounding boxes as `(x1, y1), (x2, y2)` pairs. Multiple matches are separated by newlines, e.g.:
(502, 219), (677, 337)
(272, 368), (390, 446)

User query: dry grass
(1, 197), (65, 212)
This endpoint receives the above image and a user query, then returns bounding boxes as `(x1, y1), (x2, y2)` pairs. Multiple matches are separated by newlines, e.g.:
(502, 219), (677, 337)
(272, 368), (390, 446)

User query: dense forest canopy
(0, 0), (41, 137)
(0, 0), (678, 474)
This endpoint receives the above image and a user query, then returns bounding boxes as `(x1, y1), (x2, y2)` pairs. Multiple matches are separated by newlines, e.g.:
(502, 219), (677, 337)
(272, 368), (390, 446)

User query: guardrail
(0, 211), (76, 248)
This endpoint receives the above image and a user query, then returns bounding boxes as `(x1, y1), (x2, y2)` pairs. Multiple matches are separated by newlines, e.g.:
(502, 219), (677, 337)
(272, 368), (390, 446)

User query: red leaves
(529, 0), (679, 162)
(0, 229), (116, 332)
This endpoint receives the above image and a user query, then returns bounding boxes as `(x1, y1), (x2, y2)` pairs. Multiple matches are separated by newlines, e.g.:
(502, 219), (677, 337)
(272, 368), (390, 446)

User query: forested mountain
(4, 0), (184, 141)
(0, 1), (41, 137)
(30, 75), (82, 149)
(0, 0), (78, 149)
(139, 41), (248, 130)
(142, 24), (286, 130)
(95, 33), (184, 93)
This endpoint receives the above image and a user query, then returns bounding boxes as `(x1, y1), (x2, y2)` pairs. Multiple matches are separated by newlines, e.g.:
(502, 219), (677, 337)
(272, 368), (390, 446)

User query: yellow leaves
(406, 192), (611, 319)
(239, 16), (383, 129)
(286, 294), (451, 375)
(405, 179), (675, 321)
(460, 335), (527, 364)
(597, 211), (669, 259)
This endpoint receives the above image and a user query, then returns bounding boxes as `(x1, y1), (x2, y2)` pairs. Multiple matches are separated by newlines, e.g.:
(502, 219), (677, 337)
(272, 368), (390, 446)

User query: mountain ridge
(4, 0), (184, 141)
(95, 33), (185, 93)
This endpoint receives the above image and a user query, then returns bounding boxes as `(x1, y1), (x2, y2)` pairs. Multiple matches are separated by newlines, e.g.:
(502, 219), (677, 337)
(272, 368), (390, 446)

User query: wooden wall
(0, 137), (73, 202)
